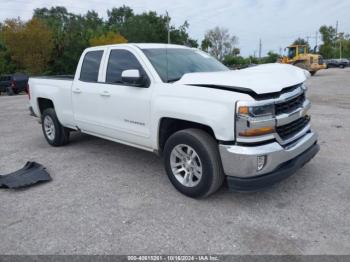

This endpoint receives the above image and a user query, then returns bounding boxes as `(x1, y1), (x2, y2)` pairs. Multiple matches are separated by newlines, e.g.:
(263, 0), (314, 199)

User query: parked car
(28, 44), (319, 198)
(0, 73), (29, 95)
(325, 59), (349, 69)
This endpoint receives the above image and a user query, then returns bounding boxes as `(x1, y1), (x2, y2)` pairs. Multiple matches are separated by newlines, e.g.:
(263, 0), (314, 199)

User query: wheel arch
(37, 97), (55, 116)
(157, 117), (216, 155)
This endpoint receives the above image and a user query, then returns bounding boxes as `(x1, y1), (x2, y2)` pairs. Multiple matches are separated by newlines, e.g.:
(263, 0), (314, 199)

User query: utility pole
(335, 21), (338, 37)
(166, 11), (170, 44)
(258, 39), (262, 61)
(336, 20), (342, 59)
(315, 31), (318, 51)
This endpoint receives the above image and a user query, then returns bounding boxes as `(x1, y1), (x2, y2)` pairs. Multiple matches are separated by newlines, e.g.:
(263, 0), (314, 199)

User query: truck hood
(176, 63), (310, 95)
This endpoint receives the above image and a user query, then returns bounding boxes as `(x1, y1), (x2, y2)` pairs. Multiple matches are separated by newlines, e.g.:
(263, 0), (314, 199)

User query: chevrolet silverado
(28, 44), (319, 198)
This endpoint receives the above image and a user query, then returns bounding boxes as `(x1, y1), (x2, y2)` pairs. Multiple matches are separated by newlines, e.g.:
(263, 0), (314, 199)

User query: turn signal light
(238, 106), (249, 115)
(239, 127), (274, 137)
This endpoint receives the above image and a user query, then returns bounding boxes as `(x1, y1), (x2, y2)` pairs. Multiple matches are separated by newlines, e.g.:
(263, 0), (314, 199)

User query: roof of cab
(85, 43), (190, 52)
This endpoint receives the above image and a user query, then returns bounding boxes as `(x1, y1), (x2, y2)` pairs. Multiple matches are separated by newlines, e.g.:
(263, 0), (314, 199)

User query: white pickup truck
(28, 43), (319, 198)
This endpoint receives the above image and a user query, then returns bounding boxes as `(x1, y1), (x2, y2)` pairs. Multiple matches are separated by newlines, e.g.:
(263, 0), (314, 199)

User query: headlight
(236, 102), (275, 137)
(238, 104), (275, 118)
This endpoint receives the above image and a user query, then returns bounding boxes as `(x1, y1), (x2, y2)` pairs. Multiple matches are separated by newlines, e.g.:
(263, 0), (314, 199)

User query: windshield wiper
(167, 77), (181, 83)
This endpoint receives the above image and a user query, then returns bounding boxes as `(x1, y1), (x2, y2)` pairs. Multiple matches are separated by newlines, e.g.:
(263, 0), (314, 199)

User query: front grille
(276, 116), (310, 140)
(275, 93), (305, 115)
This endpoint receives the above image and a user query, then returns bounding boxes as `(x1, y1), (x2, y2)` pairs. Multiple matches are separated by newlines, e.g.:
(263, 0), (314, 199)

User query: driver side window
(106, 49), (146, 84)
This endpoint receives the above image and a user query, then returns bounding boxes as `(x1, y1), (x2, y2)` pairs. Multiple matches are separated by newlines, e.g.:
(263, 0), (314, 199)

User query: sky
(0, 0), (349, 56)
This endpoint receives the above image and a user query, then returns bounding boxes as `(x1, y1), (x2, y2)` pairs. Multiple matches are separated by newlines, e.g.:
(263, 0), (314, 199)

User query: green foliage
(261, 51), (280, 64)
(223, 51), (279, 68)
(112, 11), (198, 47)
(292, 38), (311, 52)
(0, 6), (199, 75)
(318, 25), (350, 59)
(0, 25), (16, 74)
(223, 55), (249, 68)
(89, 32), (127, 46)
(33, 7), (106, 74)
(1, 18), (54, 74)
(107, 6), (134, 30)
(0, 44), (16, 74)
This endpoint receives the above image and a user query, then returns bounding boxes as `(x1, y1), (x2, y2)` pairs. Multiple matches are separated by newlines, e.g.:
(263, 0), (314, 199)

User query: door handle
(73, 88), (82, 94)
(100, 90), (111, 97)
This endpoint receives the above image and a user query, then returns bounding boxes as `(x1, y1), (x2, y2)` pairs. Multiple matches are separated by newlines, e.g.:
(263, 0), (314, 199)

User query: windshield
(298, 46), (305, 54)
(142, 48), (229, 82)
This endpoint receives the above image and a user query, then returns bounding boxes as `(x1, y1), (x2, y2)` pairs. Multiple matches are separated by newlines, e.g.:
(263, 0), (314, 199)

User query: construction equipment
(281, 45), (326, 76)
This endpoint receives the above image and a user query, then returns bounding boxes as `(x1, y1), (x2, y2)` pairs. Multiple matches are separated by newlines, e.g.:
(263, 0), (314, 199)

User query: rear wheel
(41, 108), (70, 146)
(163, 129), (224, 198)
(6, 86), (14, 96)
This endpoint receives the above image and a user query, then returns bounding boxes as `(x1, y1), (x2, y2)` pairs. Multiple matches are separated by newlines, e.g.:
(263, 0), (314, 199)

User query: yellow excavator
(281, 45), (326, 76)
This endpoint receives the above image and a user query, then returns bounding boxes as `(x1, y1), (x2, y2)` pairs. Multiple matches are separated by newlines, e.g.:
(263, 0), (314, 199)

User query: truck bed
(29, 76), (74, 126)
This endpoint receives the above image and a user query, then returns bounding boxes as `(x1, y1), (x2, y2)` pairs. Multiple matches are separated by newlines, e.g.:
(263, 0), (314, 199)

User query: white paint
(29, 44), (307, 151)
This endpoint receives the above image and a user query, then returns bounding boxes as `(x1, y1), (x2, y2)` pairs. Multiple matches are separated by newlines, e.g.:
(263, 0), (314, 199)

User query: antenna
(166, 11), (170, 44)
(165, 11), (170, 82)
(166, 44), (169, 82)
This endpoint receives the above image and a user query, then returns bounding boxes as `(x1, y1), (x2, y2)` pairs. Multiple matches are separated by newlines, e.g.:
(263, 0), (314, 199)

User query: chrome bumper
(219, 130), (318, 178)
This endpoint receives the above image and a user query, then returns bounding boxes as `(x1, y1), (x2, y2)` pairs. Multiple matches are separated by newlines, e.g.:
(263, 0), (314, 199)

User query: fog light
(257, 155), (266, 171)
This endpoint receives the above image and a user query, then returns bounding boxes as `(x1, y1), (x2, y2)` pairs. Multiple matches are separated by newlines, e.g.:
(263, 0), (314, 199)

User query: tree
(319, 25), (337, 58)
(34, 7), (106, 74)
(201, 27), (238, 61)
(1, 18), (53, 74)
(223, 55), (249, 68)
(0, 6), (199, 75)
(169, 21), (198, 47)
(107, 5), (134, 29)
(89, 31), (127, 46)
(0, 23), (16, 74)
(292, 38), (311, 52)
(261, 51), (280, 63)
(201, 38), (212, 52)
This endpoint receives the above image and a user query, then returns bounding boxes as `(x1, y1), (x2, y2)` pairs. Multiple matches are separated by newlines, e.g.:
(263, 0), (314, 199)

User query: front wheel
(163, 129), (224, 198)
(41, 108), (70, 146)
(310, 71), (316, 76)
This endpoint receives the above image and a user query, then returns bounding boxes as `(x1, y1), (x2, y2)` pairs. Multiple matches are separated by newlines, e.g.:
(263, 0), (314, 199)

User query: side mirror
(121, 69), (146, 87)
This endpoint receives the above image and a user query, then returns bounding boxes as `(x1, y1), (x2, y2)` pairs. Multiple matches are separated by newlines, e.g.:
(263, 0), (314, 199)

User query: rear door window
(80, 51), (104, 82)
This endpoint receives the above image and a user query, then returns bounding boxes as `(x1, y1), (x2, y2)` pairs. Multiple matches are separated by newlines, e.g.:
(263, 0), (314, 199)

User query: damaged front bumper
(219, 131), (319, 191)
(0, 162), (51, 189)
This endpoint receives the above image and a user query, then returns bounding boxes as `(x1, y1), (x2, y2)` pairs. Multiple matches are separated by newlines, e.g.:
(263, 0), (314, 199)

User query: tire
(310, 71), (316, 76)
(163, 129), (224, 198)
(41, 108), (70, 146)
(6, 86), (14, 96)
